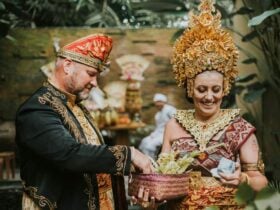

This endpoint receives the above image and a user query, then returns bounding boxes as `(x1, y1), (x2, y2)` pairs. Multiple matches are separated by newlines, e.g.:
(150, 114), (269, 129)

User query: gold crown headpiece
(171, 0), (239, 96)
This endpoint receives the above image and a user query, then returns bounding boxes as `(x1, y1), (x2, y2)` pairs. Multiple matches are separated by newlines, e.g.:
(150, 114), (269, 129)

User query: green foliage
(230, 6), (254, 17)
(248, 8), (280, 27)
(235, 183), (280, 210)
(235, 183), (255, 205)
(205, 206), (219, 210)
(0, 0), (190, 39)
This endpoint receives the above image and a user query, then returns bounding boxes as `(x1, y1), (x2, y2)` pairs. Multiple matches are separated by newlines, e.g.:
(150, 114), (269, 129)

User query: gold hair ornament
(171, 0), (239, 96)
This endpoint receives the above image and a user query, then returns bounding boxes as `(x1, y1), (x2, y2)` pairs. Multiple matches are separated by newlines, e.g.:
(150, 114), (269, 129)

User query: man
(139, 93), (176, 159)
(15, 34), (153, 210)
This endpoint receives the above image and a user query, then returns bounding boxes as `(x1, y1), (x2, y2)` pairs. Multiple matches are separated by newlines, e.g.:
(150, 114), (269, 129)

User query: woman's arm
(161, 118), (176, 153)
(239, 134), (268, 191)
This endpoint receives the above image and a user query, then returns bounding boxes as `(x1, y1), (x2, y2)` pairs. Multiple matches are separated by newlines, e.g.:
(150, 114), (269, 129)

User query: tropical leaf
(255, 187), (277, 200)
(236, 74), (257, 83)
(214, 3), (229, 19)
(0, 2), (5, 10)
(234, 85), (246, 94)
(244, 88), (266, 103)
(254, 188), (280, 210)
(229, 6), (254, 17)
(170, 28), (184, 43)
(246, 82), (266, 92)
(235, 183), (255, 205)
(248, 8), (280, 27)
(242, 112), (256, 125)
(0, 20), (10, 38)
(241, 30), (259, 42)
(85, 14), (103, 26)
(241, 58), (257, 64)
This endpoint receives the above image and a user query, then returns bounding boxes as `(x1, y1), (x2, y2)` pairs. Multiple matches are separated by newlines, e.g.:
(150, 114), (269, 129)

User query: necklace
(175, 109), (240, 152)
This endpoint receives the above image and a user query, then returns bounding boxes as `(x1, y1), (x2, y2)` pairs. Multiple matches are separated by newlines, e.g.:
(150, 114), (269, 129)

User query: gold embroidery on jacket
(84, 174), (97, 210)
(79, 104), (105, 144)
(175, 109), (239, 152)
(38, 93), (84, 143)
(23, 182), (57, 209)
(44, 82), (66, 99)
(108, 145), (127, 175)
(70, 103), (114, 209)
(22, 192), (42, 210)
(69, 104), (100, 145)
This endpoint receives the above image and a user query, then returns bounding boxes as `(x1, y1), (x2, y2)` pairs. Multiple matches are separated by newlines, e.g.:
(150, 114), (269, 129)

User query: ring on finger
(142, 201), (149, 208)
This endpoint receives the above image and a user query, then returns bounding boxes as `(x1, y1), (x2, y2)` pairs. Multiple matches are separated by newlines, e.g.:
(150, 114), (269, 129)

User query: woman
(161, 0), (268, 209)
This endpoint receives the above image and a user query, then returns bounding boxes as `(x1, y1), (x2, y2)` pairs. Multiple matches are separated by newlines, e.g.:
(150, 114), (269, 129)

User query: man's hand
(131, 147), (154, 173)
(130, 186), (167, 209)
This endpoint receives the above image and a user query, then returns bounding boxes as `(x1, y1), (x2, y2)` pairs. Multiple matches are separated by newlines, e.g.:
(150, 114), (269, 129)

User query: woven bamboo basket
(128, 173), (190, 201)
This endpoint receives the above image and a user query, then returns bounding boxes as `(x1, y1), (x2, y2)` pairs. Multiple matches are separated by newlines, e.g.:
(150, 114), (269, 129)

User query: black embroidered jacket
(15, 82), (131, 210)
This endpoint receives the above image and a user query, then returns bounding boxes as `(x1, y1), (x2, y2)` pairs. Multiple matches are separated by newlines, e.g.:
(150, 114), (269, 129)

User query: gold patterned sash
(70, 104), (114, 210)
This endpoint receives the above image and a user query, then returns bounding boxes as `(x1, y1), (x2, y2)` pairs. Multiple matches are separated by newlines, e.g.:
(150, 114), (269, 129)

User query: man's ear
(63, 59), (73, 74)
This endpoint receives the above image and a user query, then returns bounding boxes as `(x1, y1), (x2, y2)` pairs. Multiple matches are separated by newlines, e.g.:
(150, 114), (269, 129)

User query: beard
(76, 90), (90, 101)
(76, 84), (93, 101)
(66, 73), (93, 101)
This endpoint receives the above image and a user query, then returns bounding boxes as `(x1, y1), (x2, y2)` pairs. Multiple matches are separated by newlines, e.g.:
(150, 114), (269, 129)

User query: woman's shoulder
(233, 115), (256, 131)
(166, 117), (178, 128)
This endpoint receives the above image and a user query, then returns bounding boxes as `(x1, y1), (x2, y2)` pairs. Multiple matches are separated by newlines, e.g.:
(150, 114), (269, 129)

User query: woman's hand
(130, 186), (166, 209)
(219, 162), (242, 187)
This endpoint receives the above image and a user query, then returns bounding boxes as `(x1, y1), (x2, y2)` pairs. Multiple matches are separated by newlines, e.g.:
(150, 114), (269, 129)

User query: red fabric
(172, 117), (256, 170)
(62, 34), (112, 62)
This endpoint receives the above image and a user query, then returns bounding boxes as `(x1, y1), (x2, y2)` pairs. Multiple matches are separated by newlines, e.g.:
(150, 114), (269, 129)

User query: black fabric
(15, 83), (130, 210)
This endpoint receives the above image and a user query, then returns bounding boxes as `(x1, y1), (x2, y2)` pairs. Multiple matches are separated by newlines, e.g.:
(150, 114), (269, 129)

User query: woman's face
(192, 71), (224, 118)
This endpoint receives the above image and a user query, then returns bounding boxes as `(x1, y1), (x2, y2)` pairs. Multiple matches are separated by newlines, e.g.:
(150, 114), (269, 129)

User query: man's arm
(16, 106), (131, 175)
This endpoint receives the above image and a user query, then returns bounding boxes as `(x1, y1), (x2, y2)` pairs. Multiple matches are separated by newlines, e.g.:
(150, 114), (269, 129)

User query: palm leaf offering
(154, 150), (200, 174)
(153, 143), (225, 174)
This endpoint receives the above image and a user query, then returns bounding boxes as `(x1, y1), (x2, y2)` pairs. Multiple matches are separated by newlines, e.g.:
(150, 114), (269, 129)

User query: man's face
(192, 71), (224, 118)
(65, 60), (98, 100)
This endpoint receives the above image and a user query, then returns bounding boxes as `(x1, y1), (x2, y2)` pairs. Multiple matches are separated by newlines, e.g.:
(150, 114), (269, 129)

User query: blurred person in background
(139, 93), (176, 159)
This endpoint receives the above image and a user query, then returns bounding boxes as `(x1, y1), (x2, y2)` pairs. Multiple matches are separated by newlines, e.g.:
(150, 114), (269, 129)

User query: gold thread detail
(57, 50), (109, 72)
(38, 94), (84, 143)
(23, 182), (57, 209)
(44, 82), (66, 99)
(79, 104), (105, 144)
(84, 174), (97, 210)
(108, 146), (127, 175)
(69, 104), (100, 145)
(175, 109), (240, 151)
(171, 0), (239, 96)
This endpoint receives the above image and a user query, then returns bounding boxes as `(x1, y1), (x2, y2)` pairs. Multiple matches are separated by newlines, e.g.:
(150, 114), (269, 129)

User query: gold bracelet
(241, 172), (250, 185)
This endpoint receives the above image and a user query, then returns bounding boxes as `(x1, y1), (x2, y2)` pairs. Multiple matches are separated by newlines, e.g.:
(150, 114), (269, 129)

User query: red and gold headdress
(57, 34), (112, 73)
(171, 0), (239, 96)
